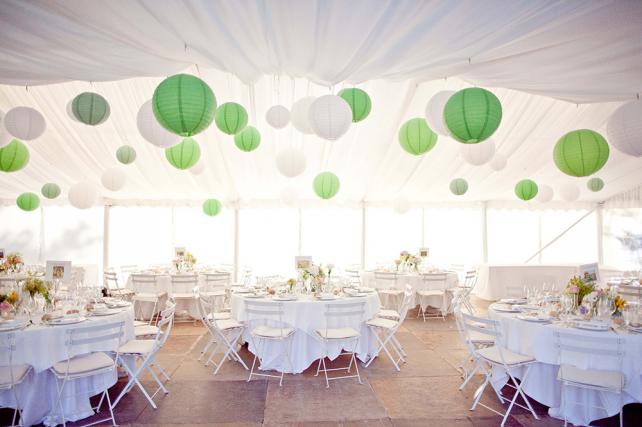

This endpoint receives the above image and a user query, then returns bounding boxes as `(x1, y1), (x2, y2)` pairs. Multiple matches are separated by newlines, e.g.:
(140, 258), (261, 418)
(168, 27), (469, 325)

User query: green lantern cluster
(553, 129), (609, 177)
(41, 183), (61, 199)
(234, 126), (261, 152)
(515, 179), (538, 201)
(0, 139), (30, 173)
(152, 74), (216, 136)
(398, 118), (438, 155)
(450, 178), (468, 195)
(71, 92), (110, 125)
(116, 145), (136, 165)
(443, 88), (502, 144)
(313, 172), (340, 200)
(338, 88), (372, 122)
(215, 102), (248, 135)
(165, 138), (201, 170)
(16, 192), (40, 211)
(202, 199), (222, 216)
(587, 177), (605, 192)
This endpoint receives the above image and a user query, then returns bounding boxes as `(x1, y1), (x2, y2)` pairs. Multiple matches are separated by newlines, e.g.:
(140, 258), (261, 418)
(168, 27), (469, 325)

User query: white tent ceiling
(0, 0), (641, 206)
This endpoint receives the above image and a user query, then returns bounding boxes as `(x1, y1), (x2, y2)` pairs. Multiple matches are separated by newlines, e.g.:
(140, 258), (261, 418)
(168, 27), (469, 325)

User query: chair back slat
(322, 301), (366, 335)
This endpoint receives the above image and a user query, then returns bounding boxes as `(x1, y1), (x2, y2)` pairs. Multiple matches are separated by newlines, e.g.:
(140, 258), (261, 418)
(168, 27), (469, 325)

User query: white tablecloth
(126, 274), (205, 319)
(0, 307), (135, 426)
(488, 308), (642, 426)
(231, 293), (380, 374)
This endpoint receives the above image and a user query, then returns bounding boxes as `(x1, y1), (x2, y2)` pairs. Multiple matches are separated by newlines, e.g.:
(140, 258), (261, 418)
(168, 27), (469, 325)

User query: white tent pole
(596, 202), (604, 264)
(233, 206), (239, 283)
(297, 207), (302, 255)
(421, 208), (425, 248)
(538, 213), (542, 264)
(38, 206), (45, 264)
(103, 205), (110, 272)
(361, 203), (366, 270)
(481, 202), (488, 264)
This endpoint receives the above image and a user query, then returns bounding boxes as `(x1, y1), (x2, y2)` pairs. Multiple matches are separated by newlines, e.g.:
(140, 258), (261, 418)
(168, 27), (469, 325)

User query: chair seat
(52, 352), (114, 377)
(468, 330), (494, 344)
(134, 325), (159, 337)
(417, 290), (445, 297)
(558, 364), (624, 390)
(118, 339), (155, 355)
(253, 325), (294, 338)
(172, 292), (196, 299)
(476, 346), (534, 365)
(132, 293), (162, 302)
(200, 290), (226, 297)
(378, 289), (403, 295)
(377, 309), (400, 320)
(0, 364), (31, 387)
(216, 318), (244, 330)
(207, 312), (231, 320)
(316, 327), (360, 339)
(367, 317), (397, 330)
(133, 320), (148, 327)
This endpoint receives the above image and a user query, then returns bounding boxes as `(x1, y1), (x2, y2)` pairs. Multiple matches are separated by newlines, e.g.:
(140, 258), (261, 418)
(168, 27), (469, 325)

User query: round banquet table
(488, 307), (642, 426)
(231, 292), (381, 374)
(0, 306), (135, 426)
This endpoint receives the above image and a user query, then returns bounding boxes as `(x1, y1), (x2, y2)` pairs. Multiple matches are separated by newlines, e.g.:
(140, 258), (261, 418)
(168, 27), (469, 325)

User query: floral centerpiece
(564, 276), (594, 308)
(396, 251), (422, 272)
(173, 252), (197, 272)
(286, 278), (296, 293)
(0, 290), (19, 319)
(613, 295), (626, 316)
(23, 277), (51, 304)
(1, 252), (24, 274)
(302, 263), (333, 294)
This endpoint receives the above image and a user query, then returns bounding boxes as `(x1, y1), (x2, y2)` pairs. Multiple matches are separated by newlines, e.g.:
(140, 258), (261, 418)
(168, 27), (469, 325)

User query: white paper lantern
(489, 153), (507, 171)
(0, 111), (12, 148)
(559, 183), (580, 202)
(393, 197), (410, 214)
(425, 90), (455, 136)
(276, 147), (307, 178)
(4, 106), (46, 140)
(137, 100), (181, 148)
(290, 97), (315, 134)
(607, 101), (642, 157)
(266, 105), (290, 129)
(280, 187), (299, 206)
(460, 140), (495, 166)
(68, 181), (98, 209)
(101, 168), (126, 191)
(189, 161), (205, 175)
(536, 184), (554, 203)
(308, 95), (352, 140)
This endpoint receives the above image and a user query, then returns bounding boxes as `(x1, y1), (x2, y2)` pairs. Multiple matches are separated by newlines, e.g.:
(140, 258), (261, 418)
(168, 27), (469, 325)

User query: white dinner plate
(499, 298), (527, 305)
(0, 319), (29, 331)
(106, 301), (131, 308)
(89, 309), (121, 316)
(243, 294), (264, 299)
(490, 303), (520, 313)
(232, 288), (252, 294)
(273, 296), (297, 301)
(348, 293), (368, 297)
(572, 320), (609, 332)
(46, 316), (87, 326)
(516, 314), (551, 323)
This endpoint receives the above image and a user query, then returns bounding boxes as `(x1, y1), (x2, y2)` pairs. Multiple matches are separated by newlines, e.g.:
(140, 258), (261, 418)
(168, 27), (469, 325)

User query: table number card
(419, 248), (429, 257)
(174, 246), (186, 257)
(45, 260), (72, 282)
(578, 262), (599, 283)
(295, 256), (312, 270)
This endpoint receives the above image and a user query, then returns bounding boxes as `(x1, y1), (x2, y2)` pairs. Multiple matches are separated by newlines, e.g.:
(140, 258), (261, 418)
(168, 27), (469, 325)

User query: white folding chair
(118, 264), (139, 284)
(460, 312), (539, 427)
(365, 285), (414, 371)
(555, 331), (626, 427)
(131, 274), (166, 325)
(169, 274), (199, 321)
(0, 332), (32, 427)
(315, 300), (366, 388)
(201, 272), (231, 312)
(112, 303), (176, 410)
(618, 284), (642, 306)
(103, 270), (135, 300)
(417, 273), (449, 321)
(344, 269), (362, 287)
(453, 305), (494, 390)
(198, 294), (247, 374)
(50, 321), (125, 427)
(245, 300), (294, 386)
(374, 271), (403, 310)
(456, 270), (478, 314)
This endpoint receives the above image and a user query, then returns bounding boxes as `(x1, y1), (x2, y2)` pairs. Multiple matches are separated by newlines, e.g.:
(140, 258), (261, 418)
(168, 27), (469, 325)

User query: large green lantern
(398, 118), (438, 155)
(587, 177), (605, 192)
(338, 88), (372, 122)
(450, 178), (468, 195)
(152, 74), (216, 136)
(116, 145), (136, 165)
(553, 129), (609, 177)
(165, 138), (201, 170)
(234, 126), (260, 152)
(41, 183), (61, 199)
(0, 139), (29, 172)
(16, 192), (40, 211)
(215, 102), (248, 135)
(443, 88), (502, 143)
(202, 199), (222, 216)
(313, 172), (340, 200)
(515, 179), (538, 201)
(71, 92), (110, 125)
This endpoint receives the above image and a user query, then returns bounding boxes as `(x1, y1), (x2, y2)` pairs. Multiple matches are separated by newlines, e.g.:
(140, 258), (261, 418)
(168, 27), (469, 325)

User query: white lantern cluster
(536, 185), (554, 203)
(276, 147), (307, 178)
(4, 106), (46, 140)
(489, 153), (507, 171)
(68, 181), (98, 209)
(266, 105), (290, 129)
(308, 95), (353, 140)
(290, 97), (315, 134)
(460, 140), (495, 166)
(101, 168), (126, 191)
(137, 100), (180, 148)
(559, 183), (580, 202)
(607, 101), (642, 157)
(424, 90), (455, 136)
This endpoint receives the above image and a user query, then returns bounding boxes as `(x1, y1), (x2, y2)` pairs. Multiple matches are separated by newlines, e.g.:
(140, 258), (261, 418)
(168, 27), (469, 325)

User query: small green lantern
(338, 88), (372, 122)
(0, 139), (30, 172)
(398, 118), (438, 156)
(443, 88), (502, 144)
(71, 92), (110, 125)
(450, 178), (468, 195)
(313, 172), (340, 200)
(41, 183), (61, 199)
(587, 177), (605, 192)
(234, 126), (261, 152)
(116, 145), (136, 165)
(165, 138), (201, 170)
(553, 129), (609, 177)
(16, 192), (40, 211)
(515, 179), (538, 201)
(202, 199), (222, 216)
(215, 102), (248, 135)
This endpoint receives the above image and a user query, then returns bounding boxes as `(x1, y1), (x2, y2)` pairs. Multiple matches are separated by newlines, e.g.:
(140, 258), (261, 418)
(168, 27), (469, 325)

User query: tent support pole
(481, 202), (488, 264)
(103, 205), (110, 274)
(596, 203), (604, 265)
(234, 206), (240, 283)
(361, 203), (366, 270)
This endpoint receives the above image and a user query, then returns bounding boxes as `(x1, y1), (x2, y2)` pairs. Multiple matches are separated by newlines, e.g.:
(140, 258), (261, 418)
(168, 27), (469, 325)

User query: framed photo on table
(174, 246), (186, 257)
(295, 256), (312, 270)
(579, 262), (599, 283)
(419, 248), (429, 257)
(46, 260), (72, 282)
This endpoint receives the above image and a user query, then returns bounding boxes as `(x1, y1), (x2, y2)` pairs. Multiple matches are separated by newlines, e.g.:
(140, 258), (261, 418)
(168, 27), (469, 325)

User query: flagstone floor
(5, 298), (640, 426)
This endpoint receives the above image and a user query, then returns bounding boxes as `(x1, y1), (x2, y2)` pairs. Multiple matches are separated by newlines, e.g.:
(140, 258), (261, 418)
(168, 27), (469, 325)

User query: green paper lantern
(398, 118), (438, 155)
(553, 129), (609, 177)
(450, 178), (468, 195)
(116, 145), (136, 165)
(165, 138), (201, 170)
(0, 139), (29, 172)
(41, 183), (61, 199)
(215, 102), (248, 135)
(443, 88), (502, 144)
(338, 88), (372, 122)
(515, 179), (538, 201)
(16, 192), (40, 211)
(587, 177), (605, 192)
(313, 172), (340, 200)
(234, 126), (260, 152)
(71, 92), (110, 125)
(152, 74), (216, 136)
(202, 199), (222, 216)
